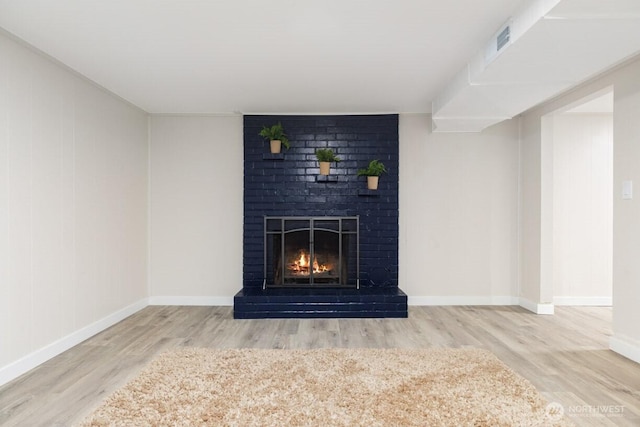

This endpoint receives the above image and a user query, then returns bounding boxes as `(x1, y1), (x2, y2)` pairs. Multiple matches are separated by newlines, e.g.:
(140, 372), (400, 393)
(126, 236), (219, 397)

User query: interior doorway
(541, 88), (613, 307)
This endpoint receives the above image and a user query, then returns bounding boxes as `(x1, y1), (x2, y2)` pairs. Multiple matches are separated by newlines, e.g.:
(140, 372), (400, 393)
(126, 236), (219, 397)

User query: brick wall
(243, 115), (399, 289)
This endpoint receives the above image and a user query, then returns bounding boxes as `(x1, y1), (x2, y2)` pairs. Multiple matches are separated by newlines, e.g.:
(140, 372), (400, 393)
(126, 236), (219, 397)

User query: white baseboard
(0, 298), (148, 387)
(405, 295), (557, 315)
(553, 296), (612, 306)
(148, 296), (234, 306)
(408, 296), (519, 306)
(519, 297), (555, 315)
(610, 334), (640, 364)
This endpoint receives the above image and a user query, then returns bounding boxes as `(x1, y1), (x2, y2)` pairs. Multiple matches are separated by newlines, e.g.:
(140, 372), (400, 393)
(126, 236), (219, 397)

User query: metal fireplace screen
(264, 216), (359, 288)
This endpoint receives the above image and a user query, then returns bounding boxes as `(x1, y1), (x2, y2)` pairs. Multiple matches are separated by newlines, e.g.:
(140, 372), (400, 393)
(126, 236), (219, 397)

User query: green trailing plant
(357, 159), (387, 177)
(258, 122), (290, 149)
(315, 148), (340, 162)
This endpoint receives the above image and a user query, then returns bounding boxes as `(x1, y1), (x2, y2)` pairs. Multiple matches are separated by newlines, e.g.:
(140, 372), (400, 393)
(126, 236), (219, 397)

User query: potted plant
(258, 122), (290, 154)
(315, 148), (340, 175)
(357, 159), (387, 190)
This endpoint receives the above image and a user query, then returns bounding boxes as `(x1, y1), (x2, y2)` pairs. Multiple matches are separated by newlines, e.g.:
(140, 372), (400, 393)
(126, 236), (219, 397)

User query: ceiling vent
(485, 22), (512, 65)
(496, 25), (511, 51)
(431, 0), (640, 133)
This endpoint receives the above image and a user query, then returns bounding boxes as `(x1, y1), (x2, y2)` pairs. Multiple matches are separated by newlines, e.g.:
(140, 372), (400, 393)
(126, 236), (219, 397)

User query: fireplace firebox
(264, 217), (359, 289)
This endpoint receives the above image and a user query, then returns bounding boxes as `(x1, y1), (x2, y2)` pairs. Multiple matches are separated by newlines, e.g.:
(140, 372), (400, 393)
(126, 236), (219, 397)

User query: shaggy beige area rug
(79, 347), (572, 427)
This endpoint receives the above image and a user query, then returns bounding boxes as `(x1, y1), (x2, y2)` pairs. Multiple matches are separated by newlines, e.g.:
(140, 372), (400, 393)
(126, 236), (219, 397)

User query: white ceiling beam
(432, 0), (640, 132)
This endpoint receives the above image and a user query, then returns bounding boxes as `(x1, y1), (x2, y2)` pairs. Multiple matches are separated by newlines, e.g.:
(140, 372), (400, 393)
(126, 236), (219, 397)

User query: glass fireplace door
(264, 217), (358, 288)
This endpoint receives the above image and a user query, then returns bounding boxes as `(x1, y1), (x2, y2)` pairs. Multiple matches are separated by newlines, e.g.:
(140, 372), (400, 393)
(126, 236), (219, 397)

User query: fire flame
(290, 250), (330, 275)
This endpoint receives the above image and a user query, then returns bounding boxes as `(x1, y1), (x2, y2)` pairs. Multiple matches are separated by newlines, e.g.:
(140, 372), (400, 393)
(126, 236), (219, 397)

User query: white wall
(147, 113), (521, 305)
(399, 115), (520, 304)
(611, 61), (640, 360)
(552, 113), (613, 304)
(520, 57), (640, 362)
(148, 115), (243, 303)
(0, 32), (148, 380)
(519, 112), (544, 306)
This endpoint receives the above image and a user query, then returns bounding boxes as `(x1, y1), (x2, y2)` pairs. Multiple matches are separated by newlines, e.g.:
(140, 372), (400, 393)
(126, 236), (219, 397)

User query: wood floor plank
(0, 305), (639, 426)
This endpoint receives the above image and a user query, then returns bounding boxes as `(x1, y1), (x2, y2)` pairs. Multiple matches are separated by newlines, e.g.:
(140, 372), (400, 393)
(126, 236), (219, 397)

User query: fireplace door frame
(264, 216), (359, 289)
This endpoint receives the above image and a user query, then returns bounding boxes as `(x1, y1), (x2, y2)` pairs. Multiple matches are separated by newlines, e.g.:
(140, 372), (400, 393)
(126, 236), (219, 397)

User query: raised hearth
(234, 287), (408, 319)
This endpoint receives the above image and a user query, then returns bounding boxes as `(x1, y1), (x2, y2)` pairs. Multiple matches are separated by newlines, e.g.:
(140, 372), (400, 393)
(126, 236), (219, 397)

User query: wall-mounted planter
(367, 176), (379, 190)
(259, 123), (289, 154)
(316, 149), (340, 176)
(357, 160), (387, 191)
(270, 139), (282, 154)
(319, 161), (331, 175)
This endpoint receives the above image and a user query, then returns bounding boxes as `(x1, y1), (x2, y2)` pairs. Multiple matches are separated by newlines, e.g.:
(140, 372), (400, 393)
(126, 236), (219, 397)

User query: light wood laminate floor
(1, 306), (639, 426)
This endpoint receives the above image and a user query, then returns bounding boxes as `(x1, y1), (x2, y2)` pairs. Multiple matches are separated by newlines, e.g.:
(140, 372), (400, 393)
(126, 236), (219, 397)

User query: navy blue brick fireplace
(234, 114), (408, 318)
